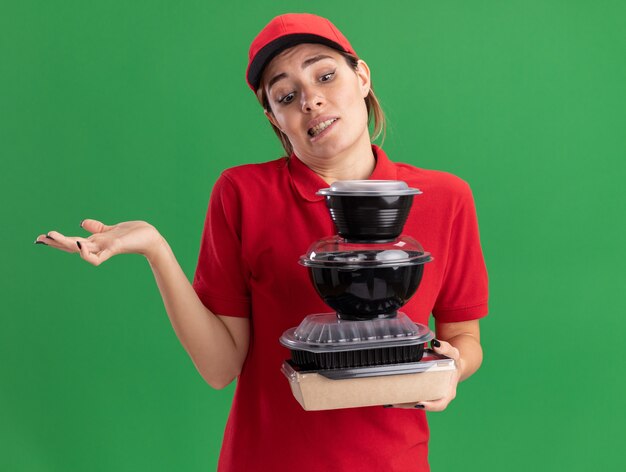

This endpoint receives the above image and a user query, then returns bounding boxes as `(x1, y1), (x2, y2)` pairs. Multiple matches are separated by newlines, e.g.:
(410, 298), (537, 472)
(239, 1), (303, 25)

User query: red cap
(246, 13), (357, 92)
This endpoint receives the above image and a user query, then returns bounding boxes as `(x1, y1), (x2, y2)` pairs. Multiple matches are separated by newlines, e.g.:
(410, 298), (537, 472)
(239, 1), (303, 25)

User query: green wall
(2, 0), (624, 470)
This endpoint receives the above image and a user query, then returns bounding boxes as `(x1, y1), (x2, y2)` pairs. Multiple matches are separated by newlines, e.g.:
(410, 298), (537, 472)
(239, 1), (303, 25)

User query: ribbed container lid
(300, 235), (433, 268)
(317, 180), (422, 196)
(280, 313), (434, 352)
(282, 352), (454, 380)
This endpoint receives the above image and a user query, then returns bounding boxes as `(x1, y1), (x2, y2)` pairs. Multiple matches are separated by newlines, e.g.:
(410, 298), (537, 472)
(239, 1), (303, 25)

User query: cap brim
(247, 34), (349, 91)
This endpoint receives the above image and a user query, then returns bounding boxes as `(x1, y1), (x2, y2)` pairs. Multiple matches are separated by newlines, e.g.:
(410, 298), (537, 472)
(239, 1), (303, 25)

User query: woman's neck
(294, 134), (376, 185)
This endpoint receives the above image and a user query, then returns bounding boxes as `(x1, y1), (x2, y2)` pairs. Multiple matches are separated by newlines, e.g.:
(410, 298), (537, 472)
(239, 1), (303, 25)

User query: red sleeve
(432, 182), (489, 322)
(191, 173), (251, 318)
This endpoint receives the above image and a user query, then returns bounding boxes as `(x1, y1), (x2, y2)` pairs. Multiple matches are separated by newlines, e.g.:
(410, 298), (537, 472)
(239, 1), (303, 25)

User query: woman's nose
(300, 87), (325, 112)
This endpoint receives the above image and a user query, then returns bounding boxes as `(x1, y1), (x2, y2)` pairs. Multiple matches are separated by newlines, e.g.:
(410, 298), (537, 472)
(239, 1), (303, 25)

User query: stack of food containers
(280, 181), (456, 411)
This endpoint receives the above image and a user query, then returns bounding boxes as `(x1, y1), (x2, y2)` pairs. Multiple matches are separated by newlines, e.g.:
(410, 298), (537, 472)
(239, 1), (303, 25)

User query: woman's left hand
(383, 339), (461, 411)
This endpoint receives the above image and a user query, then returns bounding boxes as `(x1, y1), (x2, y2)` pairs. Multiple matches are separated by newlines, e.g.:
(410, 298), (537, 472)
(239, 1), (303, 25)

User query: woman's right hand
(34, 219), (164, 266)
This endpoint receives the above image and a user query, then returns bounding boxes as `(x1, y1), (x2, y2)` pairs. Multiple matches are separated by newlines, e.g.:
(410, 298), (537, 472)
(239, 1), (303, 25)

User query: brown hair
(256, 51), (386, 157)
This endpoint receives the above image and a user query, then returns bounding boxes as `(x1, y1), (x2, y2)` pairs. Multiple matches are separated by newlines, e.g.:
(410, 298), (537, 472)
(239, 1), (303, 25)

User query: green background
(2, 0), (625, 470)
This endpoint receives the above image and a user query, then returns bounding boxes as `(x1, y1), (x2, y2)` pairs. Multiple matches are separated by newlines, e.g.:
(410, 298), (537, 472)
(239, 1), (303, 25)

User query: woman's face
(261, 43), (371, 160)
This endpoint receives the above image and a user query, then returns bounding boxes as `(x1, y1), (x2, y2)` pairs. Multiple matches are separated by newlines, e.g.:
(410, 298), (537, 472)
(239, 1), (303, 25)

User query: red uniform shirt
(192, 145), (488, 471)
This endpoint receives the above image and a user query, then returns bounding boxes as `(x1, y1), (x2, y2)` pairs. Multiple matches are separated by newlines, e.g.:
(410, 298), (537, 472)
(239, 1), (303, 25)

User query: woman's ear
(355, 60), (371, 98)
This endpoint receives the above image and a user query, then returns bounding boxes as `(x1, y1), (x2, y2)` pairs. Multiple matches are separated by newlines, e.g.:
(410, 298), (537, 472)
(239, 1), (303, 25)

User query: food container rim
(317, 180), (422, 197)
(281, 350), (454, 380)
(279, 314), (435, 352)
(299, 254), (433, 268)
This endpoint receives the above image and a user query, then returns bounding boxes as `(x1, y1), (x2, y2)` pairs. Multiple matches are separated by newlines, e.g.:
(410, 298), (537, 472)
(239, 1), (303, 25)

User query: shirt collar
(288, 144), (398, 202)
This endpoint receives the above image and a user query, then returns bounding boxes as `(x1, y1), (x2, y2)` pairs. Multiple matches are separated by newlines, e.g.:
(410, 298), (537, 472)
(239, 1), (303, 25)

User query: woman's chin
(301, 142), (349, 160)
(304, 134), (363, 158)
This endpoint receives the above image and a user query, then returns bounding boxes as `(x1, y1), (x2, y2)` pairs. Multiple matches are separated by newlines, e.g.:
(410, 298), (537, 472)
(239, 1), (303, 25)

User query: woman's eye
(320, 71), (335, 82)
(278, 92), (295, 104)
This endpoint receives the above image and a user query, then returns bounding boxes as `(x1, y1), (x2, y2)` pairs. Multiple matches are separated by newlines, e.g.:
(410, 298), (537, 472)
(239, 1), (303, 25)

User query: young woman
(35, 13), (488, 471)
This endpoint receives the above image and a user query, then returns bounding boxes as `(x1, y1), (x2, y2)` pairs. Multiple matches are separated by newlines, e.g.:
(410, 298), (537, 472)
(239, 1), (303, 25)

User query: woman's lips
(309, 118), (339, 143)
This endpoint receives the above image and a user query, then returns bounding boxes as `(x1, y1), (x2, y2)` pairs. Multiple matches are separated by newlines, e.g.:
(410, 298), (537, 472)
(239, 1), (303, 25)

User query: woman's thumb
(80, 219), (111, 234)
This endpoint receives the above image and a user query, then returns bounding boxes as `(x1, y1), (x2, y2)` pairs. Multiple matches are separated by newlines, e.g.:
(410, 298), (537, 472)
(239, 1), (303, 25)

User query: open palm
(35, 219), (161, 266)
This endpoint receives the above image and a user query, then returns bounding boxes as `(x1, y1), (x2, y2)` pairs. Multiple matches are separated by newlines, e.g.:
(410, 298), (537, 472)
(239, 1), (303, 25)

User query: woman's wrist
(445, 333), (482, 382)
(143, 229), (171, 266)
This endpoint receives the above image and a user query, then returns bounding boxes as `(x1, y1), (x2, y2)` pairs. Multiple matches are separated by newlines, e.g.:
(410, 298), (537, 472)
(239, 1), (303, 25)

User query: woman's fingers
(45, 230), (70, 246)
(35, 231), (100, 254)
(34, 234), (75, 253)
(382, 402), (426, 410)
(418, 387), (457, 412)
(419, 339), (460, 411)
(48, 231), (93, 253)
(77, 242), (113, 266)
(35, 231), (78, 253)
(381, 339), (461, 411)
(431, 339), (460, 361)
(382, 392), (456, 412)
(419, 366), (458, 412)
(80, 219), (113, 234)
